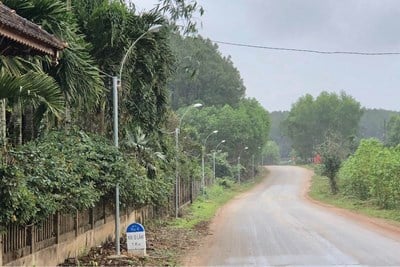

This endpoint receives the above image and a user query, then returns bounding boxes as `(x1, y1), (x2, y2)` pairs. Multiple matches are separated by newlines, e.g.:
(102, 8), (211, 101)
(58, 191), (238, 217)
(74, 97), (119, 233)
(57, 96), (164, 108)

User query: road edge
(302, 167), (400, 240)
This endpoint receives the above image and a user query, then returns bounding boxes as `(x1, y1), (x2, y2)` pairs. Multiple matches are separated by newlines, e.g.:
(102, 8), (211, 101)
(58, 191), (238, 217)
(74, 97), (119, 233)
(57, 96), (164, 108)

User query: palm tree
(4, 0), (105, 131)
(0, 71), (64, 145)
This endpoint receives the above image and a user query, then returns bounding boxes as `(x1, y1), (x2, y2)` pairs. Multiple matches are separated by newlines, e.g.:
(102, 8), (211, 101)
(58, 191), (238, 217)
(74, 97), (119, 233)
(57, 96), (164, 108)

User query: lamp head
(148, 24), (163, 33)
(193, 103), (203, 108)
(213, 130), (218, 134)
(245, 146), (248, 150)
(222, 140), (226, 143)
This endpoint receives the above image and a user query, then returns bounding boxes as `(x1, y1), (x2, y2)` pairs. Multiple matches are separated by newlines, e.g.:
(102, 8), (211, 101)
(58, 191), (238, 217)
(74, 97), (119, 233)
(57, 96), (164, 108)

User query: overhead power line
(212, 40), (400, 56)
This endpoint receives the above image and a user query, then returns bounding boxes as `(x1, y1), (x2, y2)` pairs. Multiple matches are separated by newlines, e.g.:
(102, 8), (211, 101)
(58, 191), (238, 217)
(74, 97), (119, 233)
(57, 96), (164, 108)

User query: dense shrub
(339, 139), (400, 208)
(0, 129), (173, 229)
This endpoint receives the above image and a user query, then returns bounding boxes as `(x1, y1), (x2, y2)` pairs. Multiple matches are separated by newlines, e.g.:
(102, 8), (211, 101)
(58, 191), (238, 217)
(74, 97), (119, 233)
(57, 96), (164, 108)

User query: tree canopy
(387, 115), (400, 147)
(168, 34), (246, 109)
(284, 91), (363, 159)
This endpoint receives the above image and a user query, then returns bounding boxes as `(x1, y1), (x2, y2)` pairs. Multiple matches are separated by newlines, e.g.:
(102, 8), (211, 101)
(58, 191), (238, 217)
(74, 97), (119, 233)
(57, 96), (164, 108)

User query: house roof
(0, 2), (67, 60)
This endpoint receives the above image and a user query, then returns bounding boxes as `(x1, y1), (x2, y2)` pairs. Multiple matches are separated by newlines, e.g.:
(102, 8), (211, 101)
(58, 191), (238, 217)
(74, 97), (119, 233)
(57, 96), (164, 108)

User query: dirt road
(185, 166), (400, 266)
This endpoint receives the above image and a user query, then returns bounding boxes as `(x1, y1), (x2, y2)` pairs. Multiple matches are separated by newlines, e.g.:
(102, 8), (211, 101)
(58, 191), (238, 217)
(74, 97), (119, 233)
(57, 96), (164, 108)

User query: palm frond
(0, 71), (64, 118)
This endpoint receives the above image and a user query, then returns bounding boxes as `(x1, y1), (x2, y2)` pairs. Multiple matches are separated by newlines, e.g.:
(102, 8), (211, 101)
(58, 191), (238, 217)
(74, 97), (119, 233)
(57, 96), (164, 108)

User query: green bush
(339, 139), (400, 209)
(0, 129), (173, 230)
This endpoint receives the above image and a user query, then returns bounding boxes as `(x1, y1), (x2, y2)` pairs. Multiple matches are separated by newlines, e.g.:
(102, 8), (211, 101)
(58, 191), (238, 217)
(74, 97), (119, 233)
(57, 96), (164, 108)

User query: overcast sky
(134, 0), (400, 112)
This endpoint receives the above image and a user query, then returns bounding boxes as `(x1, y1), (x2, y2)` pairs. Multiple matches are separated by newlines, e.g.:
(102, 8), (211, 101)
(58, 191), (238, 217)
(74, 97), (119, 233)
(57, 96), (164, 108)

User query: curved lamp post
(237, 146), (248, 184)
(213, 140), (226, 182)
(175, 103), (202, 218)
(113, 24), (162, 255)
(202, 130), (218, 192)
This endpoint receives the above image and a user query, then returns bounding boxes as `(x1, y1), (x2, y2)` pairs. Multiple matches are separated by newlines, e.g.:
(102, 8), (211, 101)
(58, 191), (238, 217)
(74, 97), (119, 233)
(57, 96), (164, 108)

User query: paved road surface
(188, 166), (400, 266)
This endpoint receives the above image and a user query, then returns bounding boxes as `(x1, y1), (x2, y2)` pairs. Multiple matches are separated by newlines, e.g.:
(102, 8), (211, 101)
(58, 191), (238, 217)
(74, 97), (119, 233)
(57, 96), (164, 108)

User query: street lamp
(202, 130), (218, 192)
(113, 24), (162, 255)
(237, 146), (248, 184)
(213, 140), (226, 182)
(252, 154), (255, 178)
(175, 103), (202, 218)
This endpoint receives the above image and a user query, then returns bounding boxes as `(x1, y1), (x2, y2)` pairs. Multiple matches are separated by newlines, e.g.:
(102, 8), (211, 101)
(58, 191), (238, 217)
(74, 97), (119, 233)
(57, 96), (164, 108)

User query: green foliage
(269, 111), (292, 158)
(387, 115), (400, 146)
(153, 0), (204, 34)
(168, 34), (246, 109)
(359, 109), (400, 141)
(284, 91), (363, 159)
(309, 173), (400, 223)
(339, 139), (400, 209)
(263, 141), (280, 164)
(73, 0), (174, 134)
(0, 129), (173, 229)
(317, 133), (349, 194)
(185, 99), (270, 179)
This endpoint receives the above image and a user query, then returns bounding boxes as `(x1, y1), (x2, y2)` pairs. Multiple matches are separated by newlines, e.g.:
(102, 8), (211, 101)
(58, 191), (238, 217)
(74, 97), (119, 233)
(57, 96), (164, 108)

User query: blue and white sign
(126, 223), (146, 256)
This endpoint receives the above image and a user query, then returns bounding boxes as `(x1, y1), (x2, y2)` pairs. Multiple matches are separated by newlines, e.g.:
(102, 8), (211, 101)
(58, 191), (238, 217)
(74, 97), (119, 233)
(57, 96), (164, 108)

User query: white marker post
(126, 223), (146, 256)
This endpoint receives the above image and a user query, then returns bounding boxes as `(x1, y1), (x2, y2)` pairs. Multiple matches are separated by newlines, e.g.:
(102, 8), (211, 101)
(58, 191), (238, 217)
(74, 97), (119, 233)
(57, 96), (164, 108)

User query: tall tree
(269, 111), (292, 158)
(386, 115), (400, 147)
(3, 0), (104, 134)
(358, 109), (400, 141)
(284, 91), (363, 159)
(185, 98), (270, 177)
(168, 34), (246, 109)
(71, 0), (174, 136)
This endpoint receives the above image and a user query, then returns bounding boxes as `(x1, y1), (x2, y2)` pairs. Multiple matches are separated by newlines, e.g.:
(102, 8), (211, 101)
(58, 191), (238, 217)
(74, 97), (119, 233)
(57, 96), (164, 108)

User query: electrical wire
(212, 40), (400, 56)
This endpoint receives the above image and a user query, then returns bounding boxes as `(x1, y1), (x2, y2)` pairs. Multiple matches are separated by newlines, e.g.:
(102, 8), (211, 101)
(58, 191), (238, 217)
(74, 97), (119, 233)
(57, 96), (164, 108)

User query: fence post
(0, 233), (3, 266)
(54, 212), (60, 244)
(30, 225), (36, 253)
(103, 199), (106, 224)
(190, 176), (193, 204)
(89, 208), (94, 230)
(75, 210), (79, 237)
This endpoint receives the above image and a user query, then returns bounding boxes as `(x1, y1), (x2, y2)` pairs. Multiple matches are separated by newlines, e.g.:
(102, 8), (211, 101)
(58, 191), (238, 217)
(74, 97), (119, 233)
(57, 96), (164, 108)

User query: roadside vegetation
(0, 0), (270, 244)
(60, 169), (267, 266)
(269, 91), (400, 225)
(309, 172), (400, 223)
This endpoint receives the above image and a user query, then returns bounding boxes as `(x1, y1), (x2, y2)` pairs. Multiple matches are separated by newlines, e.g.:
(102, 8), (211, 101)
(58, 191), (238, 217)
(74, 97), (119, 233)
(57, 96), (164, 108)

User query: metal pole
(174, 103), (202, 216)
(175, 127), (179, 218)
(201, 148), (205, 192)
(112, 24), (162, 256)
(213, 151), (216, 183)
(112, 76), (120, 255)
(238, 156), (241, 184)
(201, 130), (218, 193)
(252, 154), (255, 177)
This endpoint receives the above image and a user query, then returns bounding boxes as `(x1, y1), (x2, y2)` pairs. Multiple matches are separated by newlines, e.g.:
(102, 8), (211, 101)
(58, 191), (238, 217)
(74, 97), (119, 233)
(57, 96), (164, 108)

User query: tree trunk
(15, 101), (23, 145)
(329, 176), (338, 195)
(64, 93), (71, 131)
(0, 99), (6, 147)
(23, 104), (35, 142)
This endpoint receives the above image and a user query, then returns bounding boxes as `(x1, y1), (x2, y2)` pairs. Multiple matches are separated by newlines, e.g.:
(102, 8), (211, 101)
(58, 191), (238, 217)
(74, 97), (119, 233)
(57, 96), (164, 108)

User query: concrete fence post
(0, 233), (3, 266)
(54, 212), (60, 244)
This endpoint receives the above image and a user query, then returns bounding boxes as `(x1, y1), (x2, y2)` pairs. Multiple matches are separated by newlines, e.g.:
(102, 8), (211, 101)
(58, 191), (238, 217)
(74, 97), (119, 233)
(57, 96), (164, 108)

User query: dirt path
(184, 166), (400, 266)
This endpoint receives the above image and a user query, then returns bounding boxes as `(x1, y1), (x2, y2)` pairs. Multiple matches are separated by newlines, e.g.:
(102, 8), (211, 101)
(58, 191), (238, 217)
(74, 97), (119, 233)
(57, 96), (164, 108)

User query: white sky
(133, 0), (400, 112)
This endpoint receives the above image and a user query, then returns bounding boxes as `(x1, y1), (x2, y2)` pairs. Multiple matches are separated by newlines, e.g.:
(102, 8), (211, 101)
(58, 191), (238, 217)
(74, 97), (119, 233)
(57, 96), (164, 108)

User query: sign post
(126, 223), (146, 256)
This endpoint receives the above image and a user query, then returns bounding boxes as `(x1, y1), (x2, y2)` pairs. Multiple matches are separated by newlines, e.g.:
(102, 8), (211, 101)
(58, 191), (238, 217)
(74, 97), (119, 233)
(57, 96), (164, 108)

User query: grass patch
(309, 173), (400, 223)
(172, 169), (266, 229)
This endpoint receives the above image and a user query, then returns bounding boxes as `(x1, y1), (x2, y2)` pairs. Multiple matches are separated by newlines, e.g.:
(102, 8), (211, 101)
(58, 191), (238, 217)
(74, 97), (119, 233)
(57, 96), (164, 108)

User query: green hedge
(0, 129), (173, 230)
